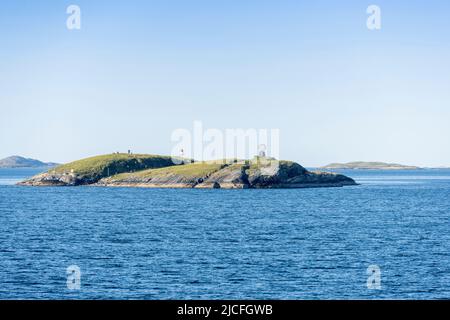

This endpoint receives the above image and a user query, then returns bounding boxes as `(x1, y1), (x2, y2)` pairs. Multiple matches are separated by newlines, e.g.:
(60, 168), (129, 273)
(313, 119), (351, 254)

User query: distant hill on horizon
(321, 161), (421, 170)
(0, 156), (59, 168)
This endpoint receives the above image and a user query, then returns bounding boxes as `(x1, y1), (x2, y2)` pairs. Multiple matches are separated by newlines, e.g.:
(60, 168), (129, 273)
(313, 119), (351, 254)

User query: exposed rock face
(19, 154), (357, 189)
(19, 172), (80, 186)
(198, 163), (250, 188)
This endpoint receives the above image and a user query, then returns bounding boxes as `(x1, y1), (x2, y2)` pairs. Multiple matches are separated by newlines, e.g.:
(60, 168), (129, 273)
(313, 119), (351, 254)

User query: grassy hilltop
(27, 153), (182, 186)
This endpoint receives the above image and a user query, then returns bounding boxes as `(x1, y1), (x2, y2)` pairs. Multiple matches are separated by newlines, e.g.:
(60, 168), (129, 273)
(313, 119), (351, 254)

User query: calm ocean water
(0, 168), (449, 299)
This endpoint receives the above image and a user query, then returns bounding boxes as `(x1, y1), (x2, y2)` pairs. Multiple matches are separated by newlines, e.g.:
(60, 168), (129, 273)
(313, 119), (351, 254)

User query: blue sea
(0, 168), (449, 299)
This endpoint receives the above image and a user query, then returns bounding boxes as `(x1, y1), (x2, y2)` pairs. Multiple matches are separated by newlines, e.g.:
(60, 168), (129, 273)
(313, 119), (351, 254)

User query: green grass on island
(108, 161), (228, 181)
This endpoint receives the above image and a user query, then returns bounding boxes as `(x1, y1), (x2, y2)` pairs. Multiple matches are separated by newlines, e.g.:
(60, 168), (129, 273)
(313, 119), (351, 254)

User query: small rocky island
(19, 154), (357, 189)
(321, 161), (420, 170)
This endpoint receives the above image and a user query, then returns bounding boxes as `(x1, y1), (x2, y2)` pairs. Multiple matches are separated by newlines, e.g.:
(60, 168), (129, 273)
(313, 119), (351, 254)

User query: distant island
(321, 161), (421, 170)
(19, 153), (357, 189)
(0, 156), (59, 168)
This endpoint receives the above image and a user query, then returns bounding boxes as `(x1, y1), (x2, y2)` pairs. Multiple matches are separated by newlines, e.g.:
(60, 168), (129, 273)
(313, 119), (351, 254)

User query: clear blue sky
(1, 0), (450, 166)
